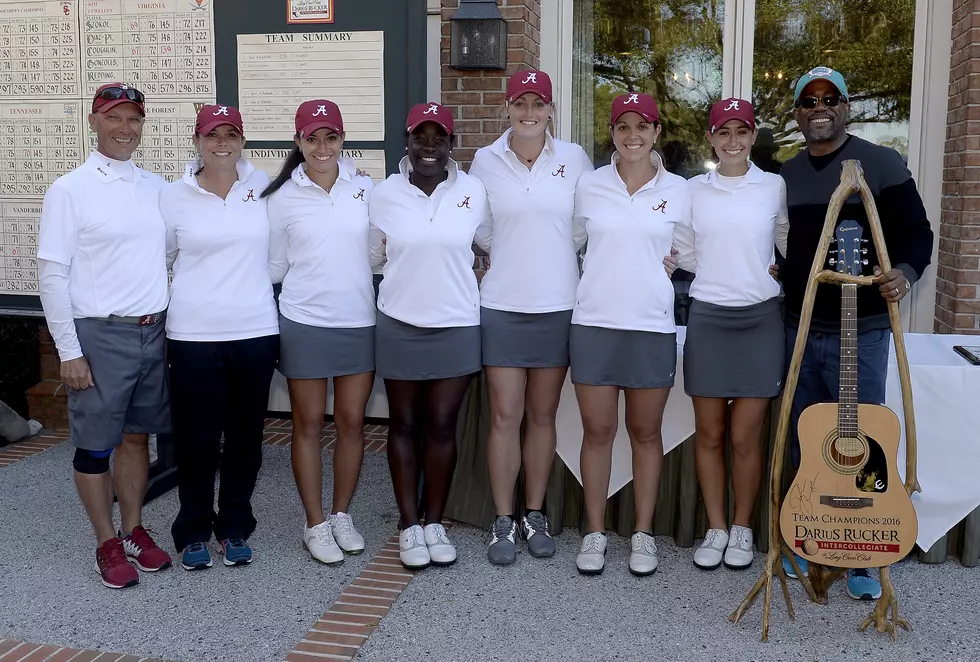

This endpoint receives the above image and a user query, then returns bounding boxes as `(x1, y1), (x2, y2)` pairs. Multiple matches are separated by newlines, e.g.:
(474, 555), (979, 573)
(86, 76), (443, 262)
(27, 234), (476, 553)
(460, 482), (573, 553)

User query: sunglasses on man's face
(796, 95), (846, 110)
(97, 86), (145, 104)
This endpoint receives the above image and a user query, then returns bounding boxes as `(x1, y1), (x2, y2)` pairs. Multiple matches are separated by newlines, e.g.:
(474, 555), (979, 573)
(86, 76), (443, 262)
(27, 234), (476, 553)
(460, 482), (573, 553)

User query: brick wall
(26, 324), (68, 431)
(938, 0), (980, 333)
(440, 0), (541, 168)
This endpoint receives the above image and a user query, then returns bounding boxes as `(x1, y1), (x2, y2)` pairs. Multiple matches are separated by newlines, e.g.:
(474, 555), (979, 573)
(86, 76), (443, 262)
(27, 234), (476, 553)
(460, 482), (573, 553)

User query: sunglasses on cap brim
(97, 86), (145, 104)
(795, 94), (846, 109)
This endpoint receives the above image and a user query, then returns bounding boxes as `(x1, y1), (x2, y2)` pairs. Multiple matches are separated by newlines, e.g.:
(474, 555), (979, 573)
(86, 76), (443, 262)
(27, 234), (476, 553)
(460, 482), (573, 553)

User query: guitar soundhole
(822, 433), (869, 475)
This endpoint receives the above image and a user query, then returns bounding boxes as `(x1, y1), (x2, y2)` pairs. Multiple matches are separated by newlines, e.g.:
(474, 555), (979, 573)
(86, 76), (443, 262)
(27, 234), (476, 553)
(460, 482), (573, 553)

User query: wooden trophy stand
(728, 160), (922, 640)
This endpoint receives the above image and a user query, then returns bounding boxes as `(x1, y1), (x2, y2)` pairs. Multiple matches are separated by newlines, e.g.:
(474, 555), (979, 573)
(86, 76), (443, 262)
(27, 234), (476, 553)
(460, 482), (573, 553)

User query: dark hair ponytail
(260, 140), (305, 198)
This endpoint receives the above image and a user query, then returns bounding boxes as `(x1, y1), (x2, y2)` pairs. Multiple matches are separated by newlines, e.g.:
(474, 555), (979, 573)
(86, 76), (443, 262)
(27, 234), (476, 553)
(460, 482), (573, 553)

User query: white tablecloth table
(555, 329), (980, 552)
(887, 333), (980, 551)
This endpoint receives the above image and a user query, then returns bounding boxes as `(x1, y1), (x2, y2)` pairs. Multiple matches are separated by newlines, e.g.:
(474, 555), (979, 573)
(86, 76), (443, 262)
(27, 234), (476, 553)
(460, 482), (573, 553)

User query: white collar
(181, 158), (255, 191)
(489, 128), (556, 161)
(610, 149), (665, 192)
(292, 156), (356, 189)
(698, 161), (767, 189)
(398, 155), (459, 186)
(85, 151), (139, 183)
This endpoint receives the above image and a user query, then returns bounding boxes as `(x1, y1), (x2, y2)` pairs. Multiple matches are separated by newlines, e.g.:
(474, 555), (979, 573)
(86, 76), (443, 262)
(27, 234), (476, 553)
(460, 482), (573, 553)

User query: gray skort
(683, 297), (785, 398)
(480, 307), (572, 368)
(569, 324), (677, 389)
(69, 315), (171, 451)
(375, 312), (481, 381)
(278, 314), (375, 379)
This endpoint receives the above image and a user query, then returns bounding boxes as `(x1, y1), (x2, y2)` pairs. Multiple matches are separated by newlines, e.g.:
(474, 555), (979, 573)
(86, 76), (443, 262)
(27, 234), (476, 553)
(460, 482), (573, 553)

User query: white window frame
(544, 0), (948, 332)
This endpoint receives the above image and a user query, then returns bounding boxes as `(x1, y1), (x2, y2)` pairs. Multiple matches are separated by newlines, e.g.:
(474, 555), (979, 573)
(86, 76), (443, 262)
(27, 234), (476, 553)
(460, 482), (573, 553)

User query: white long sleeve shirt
(468, 130), (594, 313)
(37, 152), (170, 361)
(675, 163), (789, 307)
(368, 157), (491, 328)
(268, 158), (376, 328)
(572, 151), (691, 334)
(160, 160), (279, 342)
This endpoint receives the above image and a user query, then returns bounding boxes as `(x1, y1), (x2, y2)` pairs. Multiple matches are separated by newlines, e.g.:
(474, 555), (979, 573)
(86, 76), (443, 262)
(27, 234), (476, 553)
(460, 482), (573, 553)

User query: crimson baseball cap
(406, 102), (454, 135)
(610, 92), (659, 125)
(295, 99), (344, 138)
(92, 83), (145, 116)
(708, 97), (756, 133)
(195, 104), (244, 135)
(507, 69), (553, 104)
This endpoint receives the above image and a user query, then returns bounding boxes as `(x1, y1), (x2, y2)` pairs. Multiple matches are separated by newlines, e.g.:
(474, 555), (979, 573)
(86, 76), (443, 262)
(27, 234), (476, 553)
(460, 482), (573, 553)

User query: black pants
(168, 335), (279, 550)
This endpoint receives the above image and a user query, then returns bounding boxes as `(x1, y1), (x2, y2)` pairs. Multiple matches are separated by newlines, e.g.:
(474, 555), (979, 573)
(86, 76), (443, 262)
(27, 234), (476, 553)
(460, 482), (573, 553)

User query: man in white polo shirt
(38, 83), (173, 589)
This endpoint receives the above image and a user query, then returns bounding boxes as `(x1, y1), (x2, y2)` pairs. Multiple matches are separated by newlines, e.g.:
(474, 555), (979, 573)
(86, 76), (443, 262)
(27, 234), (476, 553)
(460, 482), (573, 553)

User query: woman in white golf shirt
(160, 104), (279, 571)
(467, 69), (593, 567)
(263, 99), (375, 566)
(369, 102), (491, 569)
(673, 98), (788, 572)
(570, 93), (690, 577)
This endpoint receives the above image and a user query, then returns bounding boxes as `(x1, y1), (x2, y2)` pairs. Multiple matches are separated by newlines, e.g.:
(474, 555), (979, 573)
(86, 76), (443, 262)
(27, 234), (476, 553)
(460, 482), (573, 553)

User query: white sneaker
(399, 525), (430, 569)
(629, 532), (658, 576)
(693, 528), (729, 570)
(423, 523), (457, 566)
(328, 512), (365, 555)
(304, 521), (344, 565)
(724, 525), (754, 569)
(576, 532), (607, 575)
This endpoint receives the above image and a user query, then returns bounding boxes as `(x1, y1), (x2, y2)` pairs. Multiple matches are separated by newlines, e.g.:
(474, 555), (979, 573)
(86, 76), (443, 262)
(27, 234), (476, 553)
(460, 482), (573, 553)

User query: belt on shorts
(104, 312), (165, 326)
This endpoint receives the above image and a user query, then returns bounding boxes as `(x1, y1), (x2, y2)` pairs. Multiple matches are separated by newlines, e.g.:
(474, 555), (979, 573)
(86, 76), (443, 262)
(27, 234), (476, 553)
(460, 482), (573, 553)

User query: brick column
(440, 0), (541, 169)
(937, 0), (980, 334)
(26, 324), (68, 431)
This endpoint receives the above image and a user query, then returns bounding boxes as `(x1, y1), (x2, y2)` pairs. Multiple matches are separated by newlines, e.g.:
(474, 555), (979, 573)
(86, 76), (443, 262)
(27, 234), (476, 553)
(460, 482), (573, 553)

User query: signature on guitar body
(779, 219), (918, 568)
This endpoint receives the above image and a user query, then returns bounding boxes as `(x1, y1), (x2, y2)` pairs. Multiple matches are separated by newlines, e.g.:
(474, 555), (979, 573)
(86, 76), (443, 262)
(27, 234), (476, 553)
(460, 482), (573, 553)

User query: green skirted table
(446, 372), (980, 566)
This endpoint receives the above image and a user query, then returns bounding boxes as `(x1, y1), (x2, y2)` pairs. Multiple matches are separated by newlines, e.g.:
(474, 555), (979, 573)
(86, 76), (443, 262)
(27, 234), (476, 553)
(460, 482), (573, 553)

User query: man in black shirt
(778, 66), (934, 600)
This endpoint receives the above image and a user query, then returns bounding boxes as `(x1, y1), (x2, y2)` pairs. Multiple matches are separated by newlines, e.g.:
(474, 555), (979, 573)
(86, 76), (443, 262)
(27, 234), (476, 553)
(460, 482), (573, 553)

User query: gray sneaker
(521, 511), (556, 558)
(488, 515), (517, 566)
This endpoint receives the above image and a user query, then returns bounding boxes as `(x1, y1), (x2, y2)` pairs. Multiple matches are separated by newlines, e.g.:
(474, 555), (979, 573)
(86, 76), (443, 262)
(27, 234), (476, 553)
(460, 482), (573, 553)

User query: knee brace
(73, 447), (113, 474)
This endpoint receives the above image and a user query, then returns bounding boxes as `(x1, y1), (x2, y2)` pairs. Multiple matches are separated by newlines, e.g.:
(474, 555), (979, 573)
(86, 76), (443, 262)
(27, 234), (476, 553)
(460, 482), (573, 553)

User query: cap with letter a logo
(707, 97), (756, 134)
(610, 92), (659, 125)
(506, 69), (553, 104)
(195, 104), (244, 135)
(406, 101), (454, 135)
(295, 99), (344, 138)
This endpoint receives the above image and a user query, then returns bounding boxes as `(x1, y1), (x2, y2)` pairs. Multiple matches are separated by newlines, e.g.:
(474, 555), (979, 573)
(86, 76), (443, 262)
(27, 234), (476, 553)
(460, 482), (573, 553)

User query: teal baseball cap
(793, 66), (849, 105)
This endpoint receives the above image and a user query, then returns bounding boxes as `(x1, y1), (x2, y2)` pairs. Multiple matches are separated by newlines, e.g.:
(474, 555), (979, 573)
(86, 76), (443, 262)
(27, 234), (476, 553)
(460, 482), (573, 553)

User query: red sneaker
(95, 538), (139, 589)
(122, 526), (173, 572)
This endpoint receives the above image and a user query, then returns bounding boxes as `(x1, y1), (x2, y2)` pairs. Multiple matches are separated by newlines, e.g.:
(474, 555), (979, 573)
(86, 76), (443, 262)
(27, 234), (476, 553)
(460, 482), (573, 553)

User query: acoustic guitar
(779, 219), (917, 568)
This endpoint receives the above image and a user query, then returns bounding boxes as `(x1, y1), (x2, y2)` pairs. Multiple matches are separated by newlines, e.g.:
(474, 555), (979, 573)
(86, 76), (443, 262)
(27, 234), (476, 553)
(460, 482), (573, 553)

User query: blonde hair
(499, 98), (558, 138)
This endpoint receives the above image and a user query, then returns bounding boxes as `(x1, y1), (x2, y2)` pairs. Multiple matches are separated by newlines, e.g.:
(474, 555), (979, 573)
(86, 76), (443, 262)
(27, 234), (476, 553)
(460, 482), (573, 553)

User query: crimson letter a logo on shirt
(458, 196), (471, 208)
(552, 164), (566, 178)
(653, 199), (667, 213)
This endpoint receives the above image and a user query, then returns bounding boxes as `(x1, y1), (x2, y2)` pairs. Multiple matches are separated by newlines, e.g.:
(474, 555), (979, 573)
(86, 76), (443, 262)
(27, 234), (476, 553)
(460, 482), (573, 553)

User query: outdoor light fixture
(450, 0), (508, 70)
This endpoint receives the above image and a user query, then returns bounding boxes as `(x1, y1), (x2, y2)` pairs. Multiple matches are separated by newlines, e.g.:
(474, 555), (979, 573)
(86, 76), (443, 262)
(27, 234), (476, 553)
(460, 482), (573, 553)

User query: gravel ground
(0, 443), (398, 662)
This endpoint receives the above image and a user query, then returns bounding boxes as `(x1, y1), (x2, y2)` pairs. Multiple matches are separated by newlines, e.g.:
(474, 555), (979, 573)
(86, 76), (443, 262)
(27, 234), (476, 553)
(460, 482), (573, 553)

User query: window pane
(752, 1), (916, 169)
(572, 0), (725, 176)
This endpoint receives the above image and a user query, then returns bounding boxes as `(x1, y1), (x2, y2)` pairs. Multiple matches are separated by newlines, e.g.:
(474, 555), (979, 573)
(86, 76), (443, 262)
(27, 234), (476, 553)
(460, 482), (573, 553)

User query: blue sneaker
(180, 542), (213, 571)
(220, 538), (252, 566)
(846, 568), (882, 600)
(782, 553), (808, 579)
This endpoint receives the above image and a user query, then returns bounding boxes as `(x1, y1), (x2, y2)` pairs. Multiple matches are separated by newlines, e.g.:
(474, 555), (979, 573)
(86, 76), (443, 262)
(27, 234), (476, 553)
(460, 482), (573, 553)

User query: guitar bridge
(820, 496), (873, 509)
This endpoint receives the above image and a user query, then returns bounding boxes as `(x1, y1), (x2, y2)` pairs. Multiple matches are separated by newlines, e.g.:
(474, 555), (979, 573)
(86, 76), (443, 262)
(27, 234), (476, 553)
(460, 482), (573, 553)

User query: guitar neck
(839, 283), (858, 437)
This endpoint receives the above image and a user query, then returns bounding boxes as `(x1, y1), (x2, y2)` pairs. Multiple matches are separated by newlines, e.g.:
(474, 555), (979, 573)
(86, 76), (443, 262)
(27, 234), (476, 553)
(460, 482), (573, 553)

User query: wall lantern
(450, 0), (508, 70)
